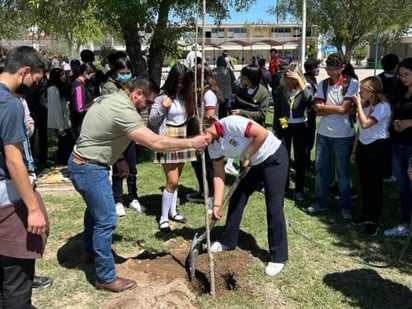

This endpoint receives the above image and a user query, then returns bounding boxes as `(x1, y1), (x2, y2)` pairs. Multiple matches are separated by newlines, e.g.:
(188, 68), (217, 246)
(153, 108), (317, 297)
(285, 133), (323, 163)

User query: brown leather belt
(72, 152), (109, 168)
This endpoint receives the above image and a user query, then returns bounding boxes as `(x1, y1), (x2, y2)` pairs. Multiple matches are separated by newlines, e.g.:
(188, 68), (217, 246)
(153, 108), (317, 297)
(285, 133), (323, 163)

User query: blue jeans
(68, 155), (117, 283)
(392, 142), (412, 224)
(315, 134), (353, 210)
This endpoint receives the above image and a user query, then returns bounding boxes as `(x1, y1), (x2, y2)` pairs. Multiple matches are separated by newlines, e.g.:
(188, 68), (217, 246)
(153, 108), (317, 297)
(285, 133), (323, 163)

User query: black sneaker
(364, 223), (379, 236)
(351, 215), (369, 226)
(32, 276), (53, 288)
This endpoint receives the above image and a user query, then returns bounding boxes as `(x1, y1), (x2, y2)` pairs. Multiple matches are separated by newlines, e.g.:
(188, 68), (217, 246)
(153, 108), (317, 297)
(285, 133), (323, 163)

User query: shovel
(186, 166), (250, 279)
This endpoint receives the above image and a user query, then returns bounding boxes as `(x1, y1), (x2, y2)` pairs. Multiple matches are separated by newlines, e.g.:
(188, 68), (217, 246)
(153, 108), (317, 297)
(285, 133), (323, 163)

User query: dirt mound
(103, 240), (254, 308)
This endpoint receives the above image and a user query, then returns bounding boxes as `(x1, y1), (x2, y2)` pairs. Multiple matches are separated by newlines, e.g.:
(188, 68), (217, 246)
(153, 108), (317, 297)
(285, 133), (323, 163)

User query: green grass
(32, 112), (411, 308)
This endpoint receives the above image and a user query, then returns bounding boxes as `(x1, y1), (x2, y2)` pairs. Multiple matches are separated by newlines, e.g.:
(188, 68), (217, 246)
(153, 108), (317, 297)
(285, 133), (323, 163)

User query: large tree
(272, 0), (412, 59)
(24, 0), (255, 84)
(95, 0), (255, 83)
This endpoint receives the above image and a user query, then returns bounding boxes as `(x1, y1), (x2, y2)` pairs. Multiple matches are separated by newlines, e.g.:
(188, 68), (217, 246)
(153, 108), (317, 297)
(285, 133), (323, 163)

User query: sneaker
(265, 262), (285, 277)
(294, 192), (304, 202)
(210, 241), (231, 253)
(32, 276), (53, 288)
(186, 191), (205, 203)
(351, 215), (369, 226)
(383, 175), (396, 183)
(328, 181), (338, 189)
(61, 168), (70, 181)
(384, 224), (409, 237)
(364, 223), (379, 236)
(224, 163), (239, 176)
(340, 208), (352, 220)
(334, 188), (358, 200)
(129, 199), (146, 213)
(306, 204), (327, 214)
(115, 202), (126, 217)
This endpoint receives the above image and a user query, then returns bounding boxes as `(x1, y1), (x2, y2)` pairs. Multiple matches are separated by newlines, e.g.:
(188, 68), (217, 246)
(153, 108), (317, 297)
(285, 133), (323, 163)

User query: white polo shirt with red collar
(208, 115), (281, 165)
(315, 75), (359, 138)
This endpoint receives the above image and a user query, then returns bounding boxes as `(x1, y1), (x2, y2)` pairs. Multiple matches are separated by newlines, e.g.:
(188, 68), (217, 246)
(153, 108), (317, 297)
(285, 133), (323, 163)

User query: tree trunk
(122, 24), (149, 78)
(148, 1), (171, 86)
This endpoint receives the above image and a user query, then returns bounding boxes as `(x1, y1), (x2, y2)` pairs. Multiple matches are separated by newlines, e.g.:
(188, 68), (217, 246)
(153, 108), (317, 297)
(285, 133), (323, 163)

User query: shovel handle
(199, 166), (251, 243)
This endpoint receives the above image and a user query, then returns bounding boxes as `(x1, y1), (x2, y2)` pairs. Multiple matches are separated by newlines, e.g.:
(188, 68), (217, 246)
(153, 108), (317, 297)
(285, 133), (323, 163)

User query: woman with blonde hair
(351, 76), (392, 235)
(274, 64), (313, 201)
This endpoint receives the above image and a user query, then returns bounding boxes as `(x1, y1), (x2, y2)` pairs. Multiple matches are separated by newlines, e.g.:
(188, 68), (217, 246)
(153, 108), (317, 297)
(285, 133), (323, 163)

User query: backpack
(321, 75), (356, 127)
(321, 75), (351, 101)
(377, 72), (397, 96)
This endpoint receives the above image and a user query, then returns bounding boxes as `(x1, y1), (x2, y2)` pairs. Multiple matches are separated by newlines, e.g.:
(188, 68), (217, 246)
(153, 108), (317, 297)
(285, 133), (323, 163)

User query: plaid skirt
(154, 125), (197, 164)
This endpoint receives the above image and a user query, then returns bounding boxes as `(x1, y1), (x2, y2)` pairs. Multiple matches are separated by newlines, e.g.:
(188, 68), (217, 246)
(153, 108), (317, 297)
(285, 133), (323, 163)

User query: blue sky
(206, 1), (278, 24)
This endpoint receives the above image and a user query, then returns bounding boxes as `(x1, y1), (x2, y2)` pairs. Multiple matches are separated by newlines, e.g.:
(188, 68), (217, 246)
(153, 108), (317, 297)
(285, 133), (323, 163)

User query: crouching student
(204, 115), (289, 277)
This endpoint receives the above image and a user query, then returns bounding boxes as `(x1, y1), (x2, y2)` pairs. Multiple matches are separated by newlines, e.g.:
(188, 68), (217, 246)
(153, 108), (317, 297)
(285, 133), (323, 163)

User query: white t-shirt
(165, 95), (186, 126)
(208, 115), (280, 165)
(358, 101), (391, 145)
(198, 89), (218, 118)
(316, 77), (359, 138)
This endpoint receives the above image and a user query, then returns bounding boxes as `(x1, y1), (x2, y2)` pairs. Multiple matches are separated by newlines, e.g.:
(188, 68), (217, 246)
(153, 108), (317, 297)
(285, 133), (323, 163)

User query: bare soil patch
(102, 240), (256, 308)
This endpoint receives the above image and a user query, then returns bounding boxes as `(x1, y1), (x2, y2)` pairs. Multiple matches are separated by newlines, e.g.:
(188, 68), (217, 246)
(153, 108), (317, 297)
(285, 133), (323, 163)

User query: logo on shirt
(229, 138), (238, 147)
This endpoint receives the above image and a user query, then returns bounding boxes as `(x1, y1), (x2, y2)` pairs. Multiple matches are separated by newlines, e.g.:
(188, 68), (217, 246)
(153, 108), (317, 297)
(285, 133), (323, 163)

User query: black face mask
(15, 83), (38, 96)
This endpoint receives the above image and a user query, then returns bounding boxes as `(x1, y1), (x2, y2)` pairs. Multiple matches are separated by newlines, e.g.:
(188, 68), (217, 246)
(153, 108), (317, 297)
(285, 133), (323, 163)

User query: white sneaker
(115, 202), (126, 217)
(129, 199), (146, 213)
(210, 241), (231, 253)
(384, 224), (409, 237)
(383, 175), (397, 183)
(224, 163), (239, 176)
(265, 262), (285, 277)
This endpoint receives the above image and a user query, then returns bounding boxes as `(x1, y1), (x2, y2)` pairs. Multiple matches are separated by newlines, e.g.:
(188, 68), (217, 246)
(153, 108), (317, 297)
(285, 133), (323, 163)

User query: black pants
(56, 129), (75, 166)
(306, 111), (317, 166)
(0, 256), (35, 309)
(356, 139), (389, 222)
(30, 106), (48, 163)
(219, 145), (289, 263)
(191, 149), (214, 196)
(283, 122), (308, 192)
(112, 142), (138, 203)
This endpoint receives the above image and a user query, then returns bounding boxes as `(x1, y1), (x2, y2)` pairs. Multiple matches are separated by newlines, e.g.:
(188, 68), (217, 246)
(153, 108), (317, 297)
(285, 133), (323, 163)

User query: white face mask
(247, 87), (256, 95)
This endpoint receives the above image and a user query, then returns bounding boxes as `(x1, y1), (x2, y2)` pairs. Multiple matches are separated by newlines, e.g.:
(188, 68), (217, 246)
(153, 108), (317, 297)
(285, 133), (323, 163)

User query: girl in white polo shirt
(350, 76), (392, 236)
(204, 115), (289, 277)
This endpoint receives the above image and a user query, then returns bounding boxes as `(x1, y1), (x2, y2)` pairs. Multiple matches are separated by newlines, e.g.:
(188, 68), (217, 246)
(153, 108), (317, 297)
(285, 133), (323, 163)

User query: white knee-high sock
(160, 189), (174, 223)
(169, 190), (178, 217)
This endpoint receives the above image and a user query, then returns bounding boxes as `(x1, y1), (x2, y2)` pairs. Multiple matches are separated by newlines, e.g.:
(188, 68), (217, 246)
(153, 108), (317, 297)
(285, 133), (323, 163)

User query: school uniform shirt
(198, 89), (218, 118)
(208, 115), (281, 165)
(358, 101), (391, 145)
(315, 76), (359, 138)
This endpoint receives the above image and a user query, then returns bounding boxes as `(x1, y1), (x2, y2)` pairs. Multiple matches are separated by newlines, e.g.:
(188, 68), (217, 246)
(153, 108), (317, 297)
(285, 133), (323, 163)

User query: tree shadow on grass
(56, 232), (130, 286)
(323, 268), (412, 309)
(291, 166), (412, 275)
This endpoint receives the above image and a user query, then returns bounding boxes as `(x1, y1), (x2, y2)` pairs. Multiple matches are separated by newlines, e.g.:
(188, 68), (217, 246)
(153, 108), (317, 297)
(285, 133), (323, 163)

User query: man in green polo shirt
(68, 78), (208, 292)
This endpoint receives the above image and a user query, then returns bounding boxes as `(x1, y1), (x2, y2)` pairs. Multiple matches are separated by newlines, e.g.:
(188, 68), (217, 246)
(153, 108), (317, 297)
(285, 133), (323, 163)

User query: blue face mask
(117, 72), (132, 84)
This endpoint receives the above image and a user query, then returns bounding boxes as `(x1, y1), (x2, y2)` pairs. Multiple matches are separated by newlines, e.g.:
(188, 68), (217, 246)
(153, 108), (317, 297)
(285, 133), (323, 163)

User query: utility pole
(300, 0), (307, 70)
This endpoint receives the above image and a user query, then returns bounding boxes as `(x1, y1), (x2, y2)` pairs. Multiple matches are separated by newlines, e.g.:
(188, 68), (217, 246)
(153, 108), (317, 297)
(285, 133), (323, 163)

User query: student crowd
(0, 45), (411, 304)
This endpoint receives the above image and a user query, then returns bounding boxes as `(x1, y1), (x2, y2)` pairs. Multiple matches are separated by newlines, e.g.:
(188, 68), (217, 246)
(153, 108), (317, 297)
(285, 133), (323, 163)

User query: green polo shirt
(74, 90), (144, 165)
